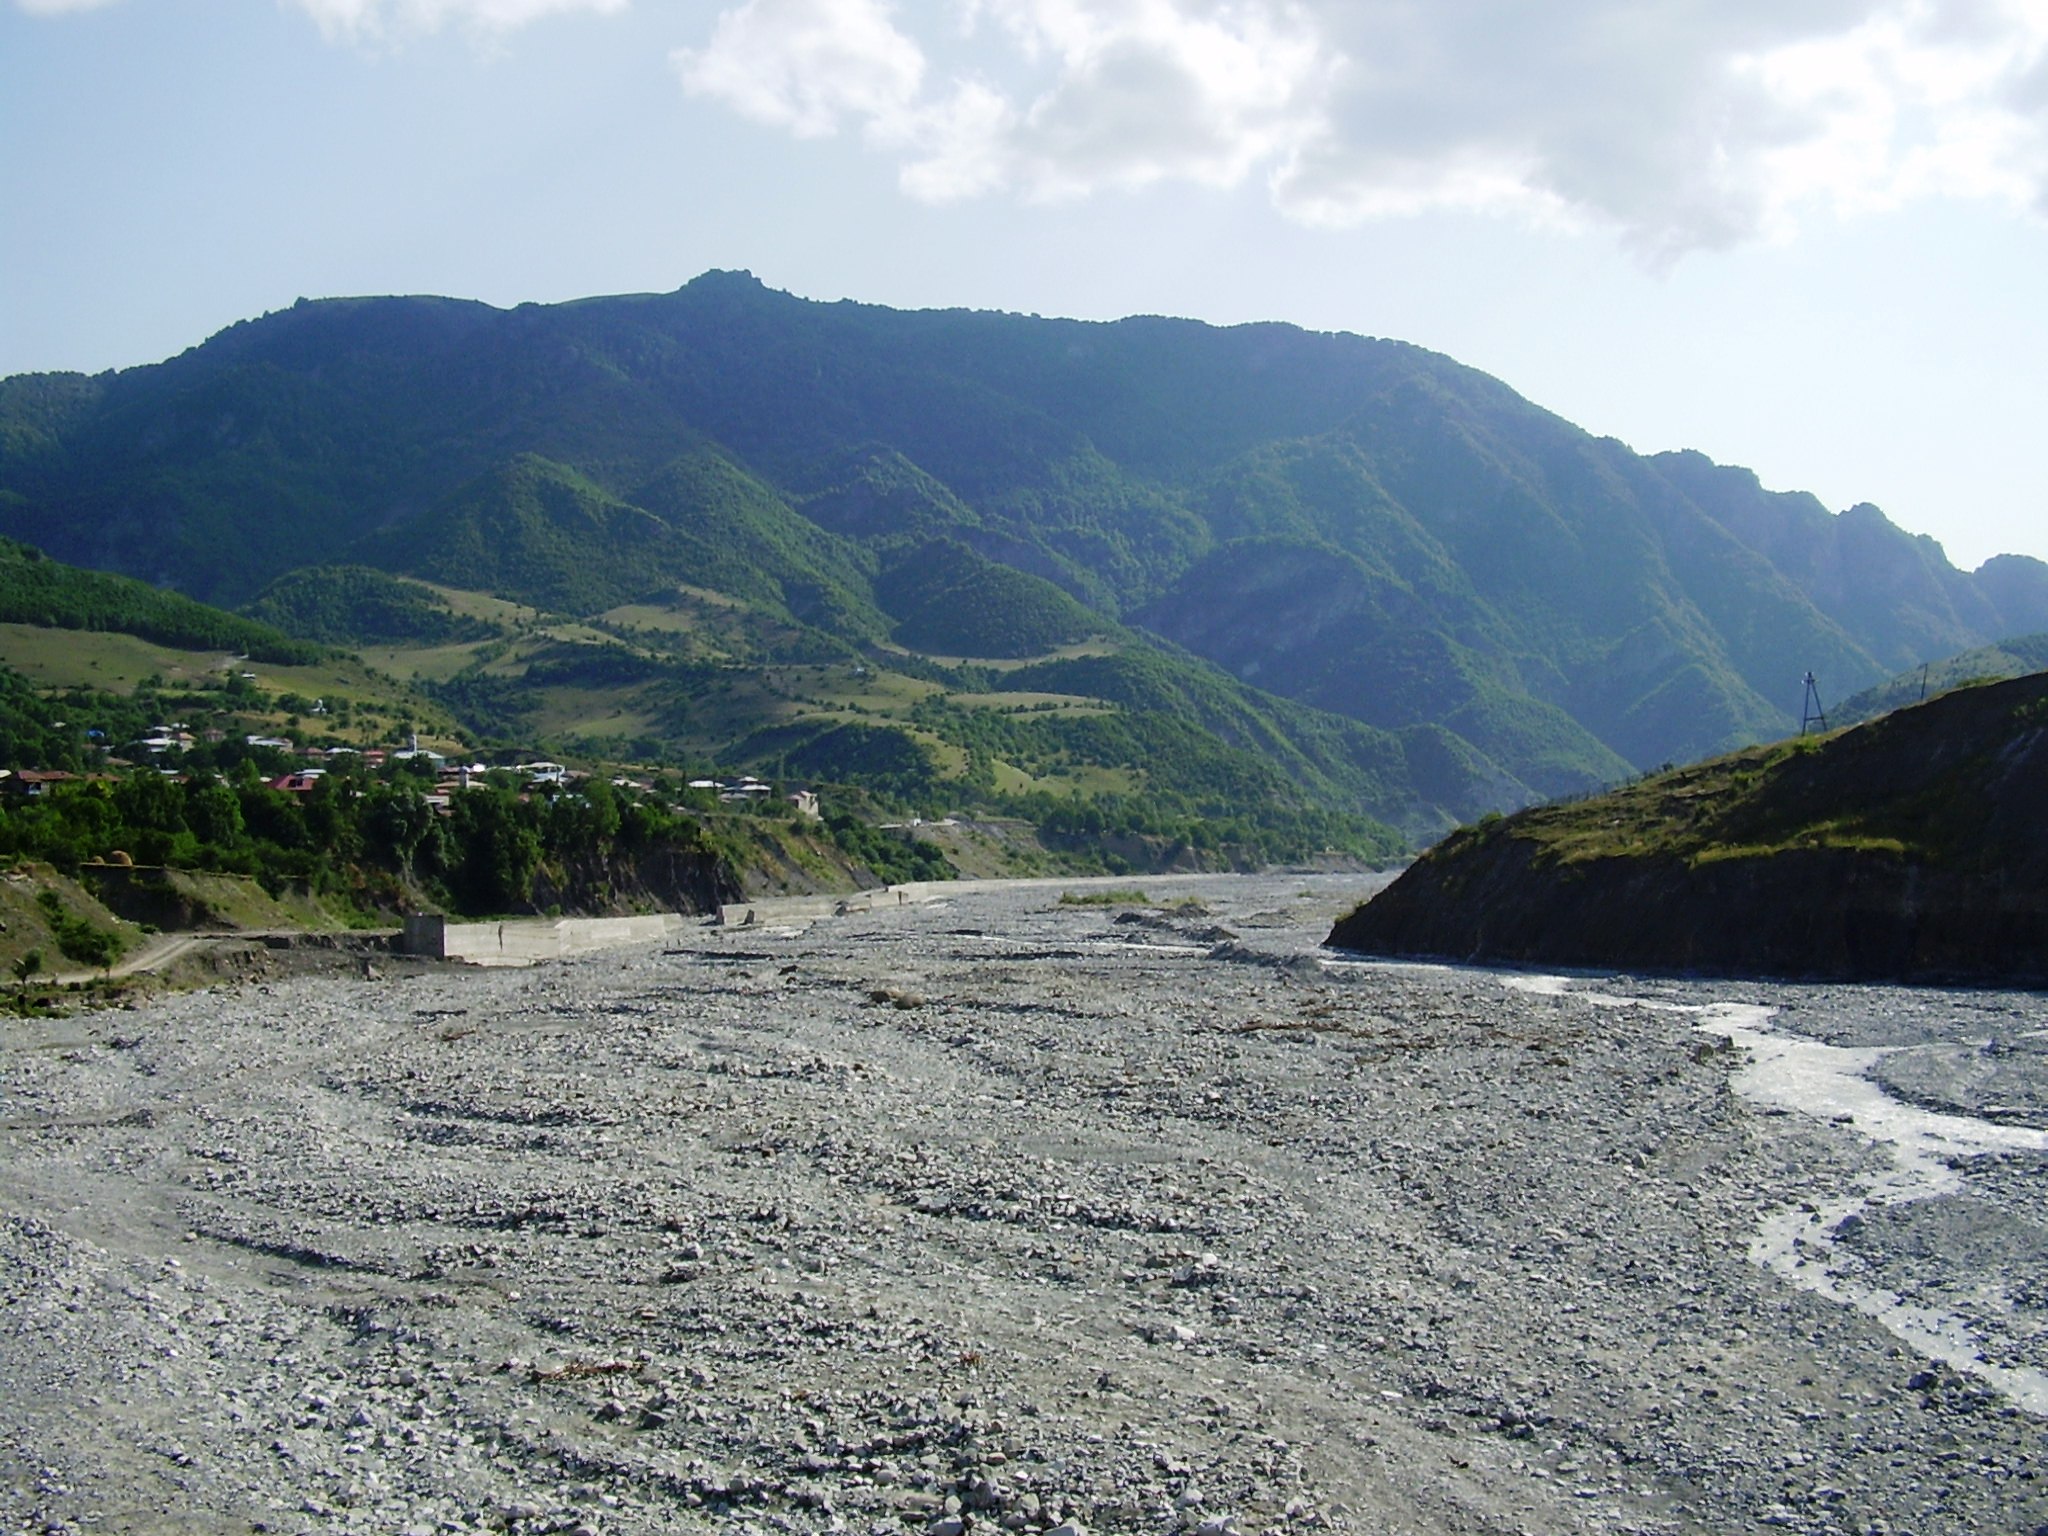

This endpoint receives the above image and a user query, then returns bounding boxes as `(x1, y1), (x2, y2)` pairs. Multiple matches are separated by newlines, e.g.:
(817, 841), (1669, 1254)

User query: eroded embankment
(1329, 671), (2048, 984)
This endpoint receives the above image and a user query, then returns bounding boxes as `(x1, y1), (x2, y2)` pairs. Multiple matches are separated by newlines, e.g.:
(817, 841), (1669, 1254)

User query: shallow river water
(1496, 970), (2048, 1416)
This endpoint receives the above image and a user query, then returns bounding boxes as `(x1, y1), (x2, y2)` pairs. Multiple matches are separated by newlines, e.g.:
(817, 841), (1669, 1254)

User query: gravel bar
(4, 873), (2044, 1536)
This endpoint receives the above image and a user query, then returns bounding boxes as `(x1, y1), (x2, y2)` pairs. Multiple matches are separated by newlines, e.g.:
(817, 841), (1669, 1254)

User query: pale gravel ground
(2, 873), (2044, 1536)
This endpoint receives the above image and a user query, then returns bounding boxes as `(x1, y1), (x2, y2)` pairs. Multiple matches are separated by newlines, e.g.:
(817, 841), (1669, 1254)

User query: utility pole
(1800, 672), (1828, 736)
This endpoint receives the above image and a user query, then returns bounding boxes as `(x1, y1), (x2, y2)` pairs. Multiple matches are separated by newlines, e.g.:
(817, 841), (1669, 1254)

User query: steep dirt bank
(1329, 671), (2048, 983)
(529, 843), (742, 918)
(1328, 839), (2048, 983)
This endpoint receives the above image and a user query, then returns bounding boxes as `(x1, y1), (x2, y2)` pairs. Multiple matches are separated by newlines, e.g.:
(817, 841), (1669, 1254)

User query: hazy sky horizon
(5, 0), (2046, 572)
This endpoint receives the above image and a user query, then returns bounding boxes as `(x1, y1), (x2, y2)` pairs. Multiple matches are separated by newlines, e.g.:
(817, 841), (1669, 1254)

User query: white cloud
(971, 0), (1331, 198)
(12, 0), (626, 33)
(895, 79), (1017, 199)
(24, 0), (2047, 253)
(673, 0), (2048, 258)
(1736, 0), (2048, 222)
(671, 0), (927, 139)
(287, 0), (627, 45)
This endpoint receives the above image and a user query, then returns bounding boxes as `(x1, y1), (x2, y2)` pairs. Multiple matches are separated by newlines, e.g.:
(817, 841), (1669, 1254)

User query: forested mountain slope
(5, 270), (2043, 812)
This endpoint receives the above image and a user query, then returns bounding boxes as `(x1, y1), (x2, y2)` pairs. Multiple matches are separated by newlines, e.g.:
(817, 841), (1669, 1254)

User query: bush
(35, 890), (124, 970)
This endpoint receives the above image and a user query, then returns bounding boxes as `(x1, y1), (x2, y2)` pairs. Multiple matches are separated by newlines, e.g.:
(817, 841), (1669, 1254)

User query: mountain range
(4, 270), (2044, 840)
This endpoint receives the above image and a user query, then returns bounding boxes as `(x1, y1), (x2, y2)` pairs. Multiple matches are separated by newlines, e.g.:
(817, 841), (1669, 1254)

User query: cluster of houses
(128, 724), (339, 757)
(5, 734), (822, 821)
(688, 775), (821, 818)
(265, 751), (590, 810)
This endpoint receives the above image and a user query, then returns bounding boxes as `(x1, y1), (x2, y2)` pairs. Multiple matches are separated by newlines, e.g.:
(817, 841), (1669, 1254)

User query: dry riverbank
(3, 874), (2043, 1536)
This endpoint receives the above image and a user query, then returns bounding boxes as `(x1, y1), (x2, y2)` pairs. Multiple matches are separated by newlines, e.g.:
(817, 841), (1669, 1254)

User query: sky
(4, 1), (2046, 572)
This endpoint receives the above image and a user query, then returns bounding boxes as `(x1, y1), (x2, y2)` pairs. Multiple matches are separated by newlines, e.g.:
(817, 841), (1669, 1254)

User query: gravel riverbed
(3, 873), (2044, 1536)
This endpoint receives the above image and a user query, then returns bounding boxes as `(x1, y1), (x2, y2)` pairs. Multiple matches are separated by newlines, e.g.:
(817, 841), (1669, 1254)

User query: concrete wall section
(402, 913), (690, 965)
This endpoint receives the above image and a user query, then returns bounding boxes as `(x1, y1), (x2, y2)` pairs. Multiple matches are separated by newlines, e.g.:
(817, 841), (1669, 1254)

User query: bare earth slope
(1328, 671), (2048, 984)
(3, 875), (2044, 1535)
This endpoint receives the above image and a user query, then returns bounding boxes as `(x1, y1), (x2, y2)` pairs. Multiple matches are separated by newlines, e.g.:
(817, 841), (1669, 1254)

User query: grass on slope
(1450, 672), (2048, 875)
(0, 622), (452, 734)
(1473, 733), (1921, 869)
(1831, 634), (2048, 729)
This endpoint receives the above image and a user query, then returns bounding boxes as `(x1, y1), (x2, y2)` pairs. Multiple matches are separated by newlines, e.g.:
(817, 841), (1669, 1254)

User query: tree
(362, 783), (442, 884)
(183, 776), (245, 846)
(448, 786), (542, 913)
(114, 770), (186, 837)
(302, 775), (362, 866)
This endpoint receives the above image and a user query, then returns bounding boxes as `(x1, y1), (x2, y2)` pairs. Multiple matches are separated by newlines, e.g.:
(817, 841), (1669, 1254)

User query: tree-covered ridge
(875, 538), (1105, 658)
(245, 565), (493, 646)
(353, 450), (889, 643)
(358, 455), (677, 618)
(0, 536), (319, 663)
(1829, 632), (2048, 728)
(0, 373), (103, 464)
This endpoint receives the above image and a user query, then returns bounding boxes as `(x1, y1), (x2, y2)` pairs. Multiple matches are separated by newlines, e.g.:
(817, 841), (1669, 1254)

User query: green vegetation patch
(876, 539), (1105, 659)
(35, 888), (125, 969)
(247, 565), (493, 646)
(0, 537), (319, 663)
(1057, 888), (1151, 907)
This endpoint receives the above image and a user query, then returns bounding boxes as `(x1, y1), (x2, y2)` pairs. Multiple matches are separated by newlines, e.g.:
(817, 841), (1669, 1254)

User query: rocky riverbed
(3, 874), (2044, 1536)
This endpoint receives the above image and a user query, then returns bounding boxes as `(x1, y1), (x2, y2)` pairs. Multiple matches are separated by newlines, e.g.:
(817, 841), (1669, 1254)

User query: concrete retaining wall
(400, 912), (691, 965)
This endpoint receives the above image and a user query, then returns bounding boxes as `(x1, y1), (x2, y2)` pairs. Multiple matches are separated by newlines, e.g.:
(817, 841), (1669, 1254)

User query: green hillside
(6, 272), (2046, 823)
(246, 565), (492, 646)
(363, 455), (690, 618)
(1329, 671), (2048, 982)
(0, 536), (318, 663)
(875, 539), (1105, 658)
(0, 538), (1417, 865)
(1830, 632), (2048, 728)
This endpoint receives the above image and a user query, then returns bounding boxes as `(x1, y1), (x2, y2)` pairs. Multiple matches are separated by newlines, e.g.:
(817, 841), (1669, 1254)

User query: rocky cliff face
(529, 844), (743, 919)
(1328, 670), (2048, 984)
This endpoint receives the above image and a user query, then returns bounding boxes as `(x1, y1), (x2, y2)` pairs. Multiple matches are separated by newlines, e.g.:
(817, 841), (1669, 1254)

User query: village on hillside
(2, 726), (823, 822)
